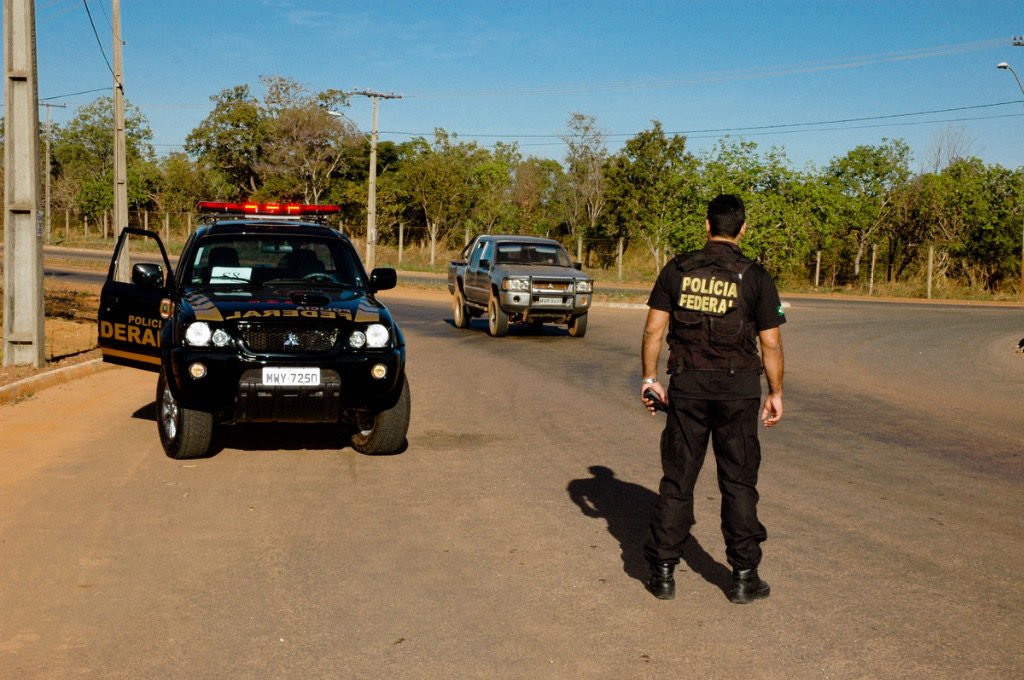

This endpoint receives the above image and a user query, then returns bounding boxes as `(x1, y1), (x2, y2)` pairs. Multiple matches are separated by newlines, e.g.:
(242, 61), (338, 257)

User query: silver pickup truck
(447, 235), (593, 337)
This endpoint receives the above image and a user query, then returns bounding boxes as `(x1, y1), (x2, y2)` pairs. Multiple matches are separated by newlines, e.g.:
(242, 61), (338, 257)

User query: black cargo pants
(645, 390), (767, 570)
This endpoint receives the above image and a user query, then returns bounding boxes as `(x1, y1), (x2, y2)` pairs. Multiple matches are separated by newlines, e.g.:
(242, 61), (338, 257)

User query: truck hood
(178, 285), (385, 325)
(493, 264), (590, 280)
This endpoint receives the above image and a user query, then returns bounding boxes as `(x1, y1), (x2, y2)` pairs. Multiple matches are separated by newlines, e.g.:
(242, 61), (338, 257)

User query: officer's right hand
(641, 381), (667, 415)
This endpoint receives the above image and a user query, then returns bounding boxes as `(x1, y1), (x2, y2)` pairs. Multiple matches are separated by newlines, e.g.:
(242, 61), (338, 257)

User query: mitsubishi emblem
(283, 332), (300, 349)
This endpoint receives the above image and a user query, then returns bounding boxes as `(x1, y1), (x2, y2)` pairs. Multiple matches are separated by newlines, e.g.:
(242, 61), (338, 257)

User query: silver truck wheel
(351, 375), (411, 455)
(157, 370), (214, 459)
(568, 312), (588, 338)
(453, 289), (471, 329)
(487, 294), (509, 337)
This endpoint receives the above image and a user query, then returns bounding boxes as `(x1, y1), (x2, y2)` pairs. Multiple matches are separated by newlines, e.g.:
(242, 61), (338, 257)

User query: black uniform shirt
(647, 241), (786, 399)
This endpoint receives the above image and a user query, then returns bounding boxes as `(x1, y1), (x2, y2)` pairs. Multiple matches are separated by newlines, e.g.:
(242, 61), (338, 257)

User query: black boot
(646, 562), (676, 600)
(728, 568), (770, 604)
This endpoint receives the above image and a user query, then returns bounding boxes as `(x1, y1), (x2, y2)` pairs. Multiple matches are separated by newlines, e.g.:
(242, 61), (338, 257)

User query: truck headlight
(349, 330), (367, 349)
(575, 280), (593, 294)
(211, 328), (232, 347)
(502, 278), (531, 292)
(365, 323), (390, 348)
(185, 322), (212, 346)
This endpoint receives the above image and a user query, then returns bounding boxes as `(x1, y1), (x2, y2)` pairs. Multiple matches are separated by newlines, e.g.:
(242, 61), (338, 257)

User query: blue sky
(29, 0), (1024, 172)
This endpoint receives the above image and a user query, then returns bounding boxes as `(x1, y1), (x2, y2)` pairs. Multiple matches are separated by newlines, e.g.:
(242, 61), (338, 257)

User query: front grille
(239, 325), (339, 353)
(532, 280), (572, 293)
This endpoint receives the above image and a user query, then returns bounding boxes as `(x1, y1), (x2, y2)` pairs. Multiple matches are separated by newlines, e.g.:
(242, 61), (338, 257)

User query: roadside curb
(0, 358), (111, 407)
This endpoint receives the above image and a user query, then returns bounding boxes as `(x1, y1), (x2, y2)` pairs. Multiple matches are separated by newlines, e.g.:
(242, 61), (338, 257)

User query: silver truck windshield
(494, 243), (571, 267)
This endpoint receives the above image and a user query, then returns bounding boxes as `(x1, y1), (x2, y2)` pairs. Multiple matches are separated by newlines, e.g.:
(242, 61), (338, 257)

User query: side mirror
(132, 262), (165, 288)
(370, 267), (397, 292)
(573, 262), (583, 271)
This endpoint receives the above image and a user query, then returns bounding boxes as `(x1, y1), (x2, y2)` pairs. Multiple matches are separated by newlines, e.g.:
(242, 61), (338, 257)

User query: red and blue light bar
(197, 201), (341, 216)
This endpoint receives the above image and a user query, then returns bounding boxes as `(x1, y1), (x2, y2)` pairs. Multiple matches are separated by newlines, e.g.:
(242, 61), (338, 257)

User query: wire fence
(41, 210), (1021, 301)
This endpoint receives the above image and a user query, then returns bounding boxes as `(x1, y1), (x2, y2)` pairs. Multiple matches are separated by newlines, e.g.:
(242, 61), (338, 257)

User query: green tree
(605, 121), (698, 270)
(561, 113), (608, 250)
(512, 157), (564, 237)
(157, 152), (210, 213)
(699, 139), (812, 277)
(52, 97), (155, 220)
(185, 85), (266, 199)
(823, 139), (911, 280)
(467, 142), (519, 235)
(256, 76), (355, 203)
(398, 130), (484, 265)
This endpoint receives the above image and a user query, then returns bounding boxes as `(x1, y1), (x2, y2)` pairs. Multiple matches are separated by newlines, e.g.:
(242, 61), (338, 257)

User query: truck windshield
(494, 243), (571, 267)
(184, 236), (367, 288)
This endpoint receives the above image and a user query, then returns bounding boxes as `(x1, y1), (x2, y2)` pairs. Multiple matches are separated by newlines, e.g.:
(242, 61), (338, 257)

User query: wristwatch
(642, 377), (657, 384)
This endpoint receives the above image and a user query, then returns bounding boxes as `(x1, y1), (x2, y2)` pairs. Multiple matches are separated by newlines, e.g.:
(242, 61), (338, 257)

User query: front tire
(453, 288), (471, 329)
(487, 294), (509, 337)
(351, 375), (411, 455)
(568, 313), (588, 338)
(157, 370), (214, 459)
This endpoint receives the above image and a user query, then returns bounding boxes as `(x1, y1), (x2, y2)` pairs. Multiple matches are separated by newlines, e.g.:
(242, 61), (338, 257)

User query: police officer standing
(640, 194), (785, 603)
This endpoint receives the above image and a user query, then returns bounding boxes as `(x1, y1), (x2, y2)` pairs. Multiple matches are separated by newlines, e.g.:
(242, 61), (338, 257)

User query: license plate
(538, 296), (563, 305)
(261, 367), (321, 386)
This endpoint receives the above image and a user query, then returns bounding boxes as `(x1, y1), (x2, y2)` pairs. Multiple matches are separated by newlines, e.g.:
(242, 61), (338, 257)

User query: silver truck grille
(532, 280), (572, 293)
(239, 326), (339, 353)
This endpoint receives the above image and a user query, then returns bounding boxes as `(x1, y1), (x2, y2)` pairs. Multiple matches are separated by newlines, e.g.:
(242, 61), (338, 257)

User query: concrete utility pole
(345, 90), (401, 272)
(112, 0), (129, 280)
(3, 0), (45, 367)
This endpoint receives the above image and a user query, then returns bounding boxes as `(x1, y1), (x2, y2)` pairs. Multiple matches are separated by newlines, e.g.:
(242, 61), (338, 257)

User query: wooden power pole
(3, 0), (44, 367)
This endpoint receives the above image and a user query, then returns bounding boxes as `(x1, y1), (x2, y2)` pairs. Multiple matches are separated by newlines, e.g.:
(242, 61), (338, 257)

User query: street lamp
(997, 62), (1024, 303)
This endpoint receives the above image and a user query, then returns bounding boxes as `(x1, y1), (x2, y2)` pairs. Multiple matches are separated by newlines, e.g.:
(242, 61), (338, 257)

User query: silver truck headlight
(575, 280), (593, 294)
(365, 323), (390, 348)
(502, 278), (530, 292)
(185, 322), (212, 346)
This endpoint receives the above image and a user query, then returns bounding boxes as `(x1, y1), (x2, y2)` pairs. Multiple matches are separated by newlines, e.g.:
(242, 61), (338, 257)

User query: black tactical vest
(667, 246), (762, 374)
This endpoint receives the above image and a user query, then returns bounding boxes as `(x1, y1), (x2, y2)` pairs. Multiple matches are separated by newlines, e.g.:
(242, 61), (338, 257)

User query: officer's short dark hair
(707, 194), (746, 238)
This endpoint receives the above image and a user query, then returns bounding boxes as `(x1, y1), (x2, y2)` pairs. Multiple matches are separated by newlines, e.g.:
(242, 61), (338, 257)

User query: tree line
(3, 76), (1022, 294)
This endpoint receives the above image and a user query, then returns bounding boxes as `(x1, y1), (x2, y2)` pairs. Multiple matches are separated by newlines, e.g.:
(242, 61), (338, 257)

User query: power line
(402, 37), (1010, 99)
(378, 100), (1024, 141)
(40, 86), (109, 101)
(81, 0), (114, 77)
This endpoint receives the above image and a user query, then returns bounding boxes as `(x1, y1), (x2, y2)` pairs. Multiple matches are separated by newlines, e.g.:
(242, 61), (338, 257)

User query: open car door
(98, 228), (174, 372)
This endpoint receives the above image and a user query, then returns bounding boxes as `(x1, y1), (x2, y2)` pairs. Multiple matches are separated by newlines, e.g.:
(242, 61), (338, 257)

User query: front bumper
(165, 346), (404, 422)
(499, 290), (591, 318)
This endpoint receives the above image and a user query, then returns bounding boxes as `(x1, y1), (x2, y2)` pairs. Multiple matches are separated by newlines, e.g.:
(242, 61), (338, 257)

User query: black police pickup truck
(98, 202), (409, 459)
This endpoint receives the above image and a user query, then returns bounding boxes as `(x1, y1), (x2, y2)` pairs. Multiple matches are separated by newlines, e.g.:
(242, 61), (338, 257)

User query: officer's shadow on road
(567, 465), (732, 595)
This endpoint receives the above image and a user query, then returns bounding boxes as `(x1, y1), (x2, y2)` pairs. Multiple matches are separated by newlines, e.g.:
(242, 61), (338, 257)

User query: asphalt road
(1, 288), (1022, 678)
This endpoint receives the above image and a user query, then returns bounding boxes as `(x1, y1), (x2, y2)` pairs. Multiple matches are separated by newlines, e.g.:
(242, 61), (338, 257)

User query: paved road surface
(1, 288), (1022, 678)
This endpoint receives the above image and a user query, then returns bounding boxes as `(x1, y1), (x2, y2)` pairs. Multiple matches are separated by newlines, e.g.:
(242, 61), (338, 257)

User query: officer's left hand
(761, 392), (783, 427)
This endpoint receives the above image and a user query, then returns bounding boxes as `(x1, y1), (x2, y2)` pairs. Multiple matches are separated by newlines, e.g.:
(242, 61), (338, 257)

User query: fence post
(84, 215), (89, 239)
(814, 250), (821, 288)
(576, 237), (582, 264)
(927, 245), (934, 299)
(464, 227), (469, 247)
(188, 213), (193, 235)
(617, 237), (624, 281)
(164, 213), (170, 241)
(398, 223), (404, 264)
(869, 244), (877, 296)
(144, 210), (149, 232)
(65, 210), (69, 241)
(103, 211), (109, 239)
